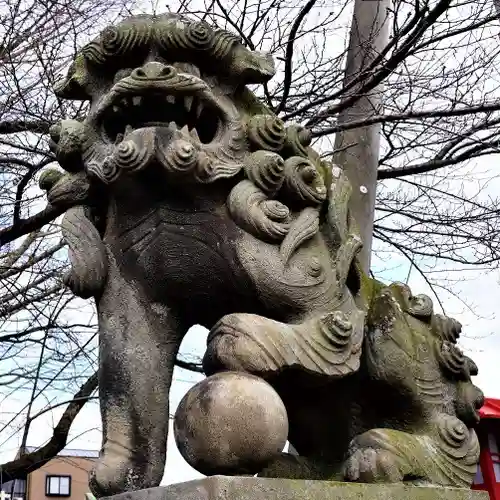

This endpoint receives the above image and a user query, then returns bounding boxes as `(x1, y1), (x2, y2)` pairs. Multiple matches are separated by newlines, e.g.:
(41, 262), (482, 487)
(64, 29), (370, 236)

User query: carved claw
(343, 448), (403, 483)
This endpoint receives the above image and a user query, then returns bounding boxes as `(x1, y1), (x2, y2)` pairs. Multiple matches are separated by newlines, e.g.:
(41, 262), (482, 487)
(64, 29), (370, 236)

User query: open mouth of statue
(100, 91), (222, 145)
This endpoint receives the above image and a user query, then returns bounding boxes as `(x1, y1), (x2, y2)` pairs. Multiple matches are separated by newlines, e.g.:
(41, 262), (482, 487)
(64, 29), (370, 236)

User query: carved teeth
(190, 128), (200, 142)
(180, 125), (189, 135)
(195, 102), (203, 118)
(113, 105), (120, 113)
(125, 124), (133, 136)
(184, 96), (193, 112)
(166, 95), (175, 104)
(132, 96), (142, 106)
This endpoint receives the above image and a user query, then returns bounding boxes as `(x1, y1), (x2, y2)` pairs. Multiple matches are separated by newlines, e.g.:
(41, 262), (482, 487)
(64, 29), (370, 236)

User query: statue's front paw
(203, 314), (270, 375)
(203, 310), (364, 378)
(89, 443), (164, 497)
(343, 447), (403, 483)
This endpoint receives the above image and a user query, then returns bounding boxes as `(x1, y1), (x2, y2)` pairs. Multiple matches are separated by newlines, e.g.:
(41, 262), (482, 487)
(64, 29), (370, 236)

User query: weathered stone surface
(43, 11), (484, 498)
(174, 372), (288, 475)
(103, 477), (489, 500)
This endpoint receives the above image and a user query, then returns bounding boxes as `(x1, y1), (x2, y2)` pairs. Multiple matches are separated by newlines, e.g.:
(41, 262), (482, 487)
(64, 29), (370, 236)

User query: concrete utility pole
(333, 0), (391, 273)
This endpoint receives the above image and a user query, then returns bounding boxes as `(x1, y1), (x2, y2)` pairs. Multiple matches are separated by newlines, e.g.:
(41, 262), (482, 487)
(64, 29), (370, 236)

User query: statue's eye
(113, 68), (133, 83)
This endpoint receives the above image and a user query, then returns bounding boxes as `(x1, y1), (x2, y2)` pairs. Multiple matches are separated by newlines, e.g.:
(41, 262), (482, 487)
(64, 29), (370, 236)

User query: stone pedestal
(103, 476), (489, 500)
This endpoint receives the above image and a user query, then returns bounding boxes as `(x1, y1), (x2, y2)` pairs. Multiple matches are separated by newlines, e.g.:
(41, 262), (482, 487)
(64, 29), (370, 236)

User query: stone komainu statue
(41, 13), (484, 497)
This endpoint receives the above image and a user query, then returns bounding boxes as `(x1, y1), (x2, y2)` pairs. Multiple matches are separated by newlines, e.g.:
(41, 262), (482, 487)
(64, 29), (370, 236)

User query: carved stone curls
(41, 12), (483, 497)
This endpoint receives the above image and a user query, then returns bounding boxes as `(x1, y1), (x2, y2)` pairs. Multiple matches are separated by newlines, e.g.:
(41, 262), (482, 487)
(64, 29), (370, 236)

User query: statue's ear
(230, 47), (276, 85)
(54, 53), (91, 100)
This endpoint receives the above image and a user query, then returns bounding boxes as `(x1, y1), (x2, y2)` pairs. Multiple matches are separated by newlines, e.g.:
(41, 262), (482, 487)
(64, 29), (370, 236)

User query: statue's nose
(131, 62), (176, 80)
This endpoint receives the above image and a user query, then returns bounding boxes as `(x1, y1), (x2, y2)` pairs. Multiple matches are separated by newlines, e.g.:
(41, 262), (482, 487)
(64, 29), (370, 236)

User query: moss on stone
(236, 87), (273, 118)
(39, 169), (64, 191)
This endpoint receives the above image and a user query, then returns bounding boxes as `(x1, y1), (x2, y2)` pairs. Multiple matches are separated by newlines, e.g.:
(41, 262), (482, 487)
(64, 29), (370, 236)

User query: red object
(480, 399), (500, 420)
(472, 398), (500, 499)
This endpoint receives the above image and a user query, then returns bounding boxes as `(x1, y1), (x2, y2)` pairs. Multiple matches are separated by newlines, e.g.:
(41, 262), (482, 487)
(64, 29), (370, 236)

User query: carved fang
(195, 102), (203, 118)
(190, 128), (201, 142)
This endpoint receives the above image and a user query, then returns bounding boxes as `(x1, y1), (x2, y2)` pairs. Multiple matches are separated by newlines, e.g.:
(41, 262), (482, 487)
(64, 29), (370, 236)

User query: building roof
(24, 446), (99, 458)
(480, 398), (500, 420)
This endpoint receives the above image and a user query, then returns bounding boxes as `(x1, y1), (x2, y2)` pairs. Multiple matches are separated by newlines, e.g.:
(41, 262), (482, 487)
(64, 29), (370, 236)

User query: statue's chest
(106, 205), (248, 303)
(111, 204), (237, 257)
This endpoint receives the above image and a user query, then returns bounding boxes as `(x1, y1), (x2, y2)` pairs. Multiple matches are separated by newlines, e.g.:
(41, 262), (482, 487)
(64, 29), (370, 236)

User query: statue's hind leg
(90, 253), (185, 497)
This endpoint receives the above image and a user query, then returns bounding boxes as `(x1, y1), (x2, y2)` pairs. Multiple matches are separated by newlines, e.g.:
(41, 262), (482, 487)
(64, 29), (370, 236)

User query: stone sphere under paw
(174, 371), (288, 476)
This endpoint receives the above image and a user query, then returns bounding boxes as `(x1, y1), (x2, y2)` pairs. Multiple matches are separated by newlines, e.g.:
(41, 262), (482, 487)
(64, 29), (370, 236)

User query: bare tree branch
(0, 372), (98, 481)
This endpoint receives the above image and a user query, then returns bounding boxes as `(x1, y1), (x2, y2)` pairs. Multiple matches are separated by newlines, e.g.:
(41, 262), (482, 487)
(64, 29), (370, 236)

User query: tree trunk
(333, 0), (391, 273)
